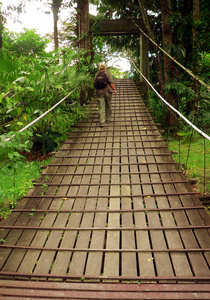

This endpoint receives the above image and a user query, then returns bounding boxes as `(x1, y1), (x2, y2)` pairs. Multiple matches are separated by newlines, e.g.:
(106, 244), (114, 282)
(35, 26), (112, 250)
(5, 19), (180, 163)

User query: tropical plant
(2, 28), (50, 56)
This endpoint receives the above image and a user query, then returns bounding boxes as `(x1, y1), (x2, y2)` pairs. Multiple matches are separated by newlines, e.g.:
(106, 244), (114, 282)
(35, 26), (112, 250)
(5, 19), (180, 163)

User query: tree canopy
(3, 29), (50, 56)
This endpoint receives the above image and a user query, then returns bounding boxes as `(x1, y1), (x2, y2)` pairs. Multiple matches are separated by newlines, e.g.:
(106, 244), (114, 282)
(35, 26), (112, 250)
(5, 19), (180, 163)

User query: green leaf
(25, 87), (34, 92)
(14, 77), (27, 84)
(13, 152), (22, 158)
(7, 108), (14, 114)
(17, 86), (23, 92)
(27, 131), (33, 137)
(8, 153), (14, 159)
(87, 55), (92, 64)
(178, 45), (186, 58)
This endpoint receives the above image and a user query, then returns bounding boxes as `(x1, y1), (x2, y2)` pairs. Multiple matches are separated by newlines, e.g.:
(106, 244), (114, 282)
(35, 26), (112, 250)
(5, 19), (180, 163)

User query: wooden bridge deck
(0, 79), (209, 299)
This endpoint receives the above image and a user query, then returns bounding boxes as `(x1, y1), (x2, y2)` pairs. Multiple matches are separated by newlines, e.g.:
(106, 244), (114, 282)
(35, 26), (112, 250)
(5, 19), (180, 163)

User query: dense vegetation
(0, 27), (101, 212)
(0, 0), (209, 218)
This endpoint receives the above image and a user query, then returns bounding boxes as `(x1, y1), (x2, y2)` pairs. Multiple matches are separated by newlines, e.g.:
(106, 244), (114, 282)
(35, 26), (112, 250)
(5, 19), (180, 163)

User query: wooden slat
(103, 130), (120, 280)
(156, 152), (210, 276)
(147, 139), (193, 279)
(85, 135), (110, 278)
(121, 128), (137, 279)
(1, 280), (210, 292)
(0, 280), (210, 299)
(128, 125), (156, 280)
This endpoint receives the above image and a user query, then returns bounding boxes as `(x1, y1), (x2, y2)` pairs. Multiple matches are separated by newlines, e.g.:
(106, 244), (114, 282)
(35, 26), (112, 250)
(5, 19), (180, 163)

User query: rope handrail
(131, 19), (210, 93)
(4, 85), (79, 142)
(131, 60), (210, 141)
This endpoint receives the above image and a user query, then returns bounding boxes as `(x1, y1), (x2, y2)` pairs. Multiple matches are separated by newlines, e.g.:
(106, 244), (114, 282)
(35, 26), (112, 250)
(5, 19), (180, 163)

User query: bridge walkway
(0, 78), (209, 299)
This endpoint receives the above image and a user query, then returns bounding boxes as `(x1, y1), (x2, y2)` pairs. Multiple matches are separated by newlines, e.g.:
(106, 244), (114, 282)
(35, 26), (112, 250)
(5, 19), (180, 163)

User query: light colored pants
(97, 92), (112, 124)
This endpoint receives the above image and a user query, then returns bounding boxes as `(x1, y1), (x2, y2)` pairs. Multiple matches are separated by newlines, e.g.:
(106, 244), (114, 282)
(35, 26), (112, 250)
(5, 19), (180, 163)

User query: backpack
(94, 72), (108, 89)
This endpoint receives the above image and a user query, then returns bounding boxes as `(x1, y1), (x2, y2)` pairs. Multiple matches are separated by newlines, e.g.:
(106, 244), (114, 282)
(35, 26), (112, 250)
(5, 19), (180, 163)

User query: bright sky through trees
(1, 0), (130, 71)
(2, 0), (54, 34)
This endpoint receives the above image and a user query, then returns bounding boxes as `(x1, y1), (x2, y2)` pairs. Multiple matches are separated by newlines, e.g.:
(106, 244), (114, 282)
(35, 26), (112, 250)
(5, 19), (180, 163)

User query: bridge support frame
(89, 18), (150, 102)
(140, 32), (149, 103)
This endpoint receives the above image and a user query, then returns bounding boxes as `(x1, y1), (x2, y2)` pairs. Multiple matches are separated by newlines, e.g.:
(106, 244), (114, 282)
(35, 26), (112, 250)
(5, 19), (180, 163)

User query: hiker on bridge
(94, 63), (117, 127)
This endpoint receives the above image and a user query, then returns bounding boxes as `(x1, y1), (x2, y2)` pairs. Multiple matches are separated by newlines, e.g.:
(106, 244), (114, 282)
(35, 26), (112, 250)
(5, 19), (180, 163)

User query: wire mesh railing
(131, 60), (209, 196)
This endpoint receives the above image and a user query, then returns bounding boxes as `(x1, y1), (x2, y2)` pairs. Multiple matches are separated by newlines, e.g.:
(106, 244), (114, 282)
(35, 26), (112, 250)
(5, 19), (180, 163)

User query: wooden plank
(126, 102), (156, 281)
(172, 177), (210, 263)
(1, 286), (210, 299)
(103, 106), (120, 280)
(128, 112), (155, 280)
(121, 125), (137, 279)
(68, 145), (97, 277)
(153, 145), (210, 277)
(17, 147), (79, 276)
(147, 143), (193, 279)
(51, 136), (93, 277)
(139, 125), (174, 280)
(1, 280), (210, 292)
(85, 135), (110, 278)
(49, 174), (83, 276)
(31, 153), (76, 276)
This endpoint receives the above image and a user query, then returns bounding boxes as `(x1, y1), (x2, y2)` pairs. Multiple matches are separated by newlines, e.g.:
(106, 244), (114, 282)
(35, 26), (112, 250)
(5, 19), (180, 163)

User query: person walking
(94, 63), (117, 127)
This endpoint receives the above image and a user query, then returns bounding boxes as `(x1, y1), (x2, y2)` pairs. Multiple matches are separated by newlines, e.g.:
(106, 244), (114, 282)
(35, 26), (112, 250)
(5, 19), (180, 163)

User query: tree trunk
(137, 0), (164, 98)
(53, 10), (59, 49)
(139, 32), (149, 103)
(160, 0), (175, 128)
(77, 0), (90, 50)
(52, 0), (62, 49)
(182, 0), (193, 114)
(192, 0), (200, 109)
(77, 0), (91, 105)
(193, 0), (200, 44)
(183, 0), (193, 67)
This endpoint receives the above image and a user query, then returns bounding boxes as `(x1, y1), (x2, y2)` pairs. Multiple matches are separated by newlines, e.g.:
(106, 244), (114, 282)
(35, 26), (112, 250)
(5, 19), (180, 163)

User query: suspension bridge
(0, 78), (209, 299)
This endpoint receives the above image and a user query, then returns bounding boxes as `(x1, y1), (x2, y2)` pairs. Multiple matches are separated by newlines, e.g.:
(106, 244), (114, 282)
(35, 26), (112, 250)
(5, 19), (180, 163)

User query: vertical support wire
(178, 116), (181, 165)
(185, 130), (193, 175)
(203, 137), (206, 195)
(201, 85), (207, 196)
(43, 67), (48, 158)
(176, 75), (181, 166)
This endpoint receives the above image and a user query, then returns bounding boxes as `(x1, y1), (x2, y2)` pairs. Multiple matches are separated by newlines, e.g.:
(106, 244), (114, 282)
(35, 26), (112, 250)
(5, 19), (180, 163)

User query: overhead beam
(90, 19), (146, 36)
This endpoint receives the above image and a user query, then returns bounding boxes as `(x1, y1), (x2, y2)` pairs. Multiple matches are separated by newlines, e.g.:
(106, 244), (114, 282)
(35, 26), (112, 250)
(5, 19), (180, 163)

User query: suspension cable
(4, 85), (79, 142)
(131, 19), (210, 93)
(131, 60), (210, 141)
